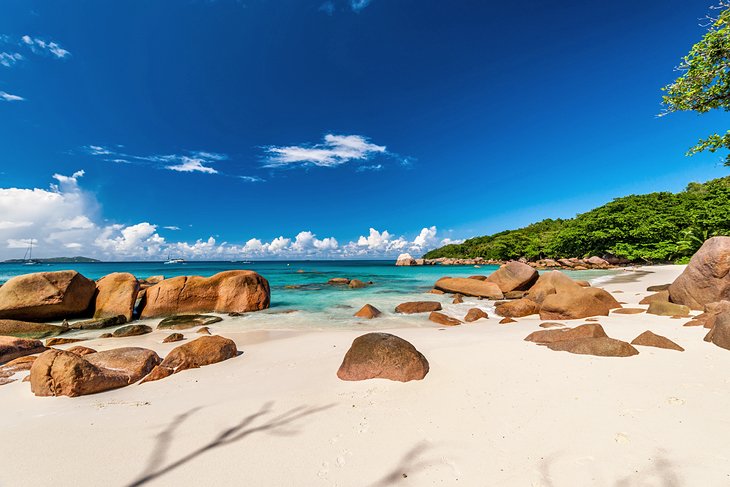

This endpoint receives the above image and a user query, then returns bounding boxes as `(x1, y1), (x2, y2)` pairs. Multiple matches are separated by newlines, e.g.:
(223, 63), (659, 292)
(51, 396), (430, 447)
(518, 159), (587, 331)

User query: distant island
(2, 256), (101, 264)
(424, 176), (730, 264)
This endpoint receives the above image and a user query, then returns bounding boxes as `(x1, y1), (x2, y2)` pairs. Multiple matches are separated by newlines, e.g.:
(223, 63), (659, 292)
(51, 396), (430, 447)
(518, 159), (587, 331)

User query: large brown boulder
(434, 278), (503, 299)
(539, 288), (621, 320)
(140, 271), (270, 318)
(631, 331), (684, 351)
(486, 261), (539, 293)
(0, 271), (96, 321)
(337, 333), (429, 382)
(0, 319), (65, 339)
(395, 301), (442, 314)
(525, 323), (608, 344)
(30, 349), (124, 396)
(0, 336), (46, 364)
(93, 273), (139, 322)
(159, 335), (238, 373)
(495, 298), (540, 318)
(669, 237), (730, 310)
(525, 271), (583, 304)
(546, 337), (639, 357)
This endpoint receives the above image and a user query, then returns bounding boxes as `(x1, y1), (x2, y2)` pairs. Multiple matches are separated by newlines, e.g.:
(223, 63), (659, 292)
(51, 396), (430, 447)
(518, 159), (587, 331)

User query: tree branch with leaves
(662, 1), (730, 166)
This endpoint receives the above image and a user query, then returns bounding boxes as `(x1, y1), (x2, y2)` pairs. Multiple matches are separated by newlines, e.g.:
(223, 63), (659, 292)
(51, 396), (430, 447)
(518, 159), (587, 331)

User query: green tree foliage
(662, 2), (730, 165)
(423, 176), (730, 263)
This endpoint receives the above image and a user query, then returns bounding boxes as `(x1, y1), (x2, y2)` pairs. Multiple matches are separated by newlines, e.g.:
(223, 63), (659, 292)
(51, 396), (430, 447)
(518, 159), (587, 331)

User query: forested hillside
(424, 176), (730, 263)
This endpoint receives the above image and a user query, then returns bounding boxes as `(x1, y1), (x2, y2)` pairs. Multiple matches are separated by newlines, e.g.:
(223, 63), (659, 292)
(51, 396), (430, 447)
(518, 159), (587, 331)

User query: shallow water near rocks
(0, 260), (619, 331)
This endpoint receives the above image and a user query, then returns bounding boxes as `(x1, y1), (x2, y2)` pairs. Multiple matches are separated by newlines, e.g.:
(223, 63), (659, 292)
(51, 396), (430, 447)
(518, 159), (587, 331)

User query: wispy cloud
(319, 0), (373, 14)
(239, 176), (265, 182)
(21, 35), (70, 59)
(356, 164), (383, 172)
(163, 226), (180, 231)
(0, 91), (24, 102)
(264, 134), (387, 168)
(350, 0), (372, 12)
(83, 146), (223, 175)
(0, 52), (23, 68)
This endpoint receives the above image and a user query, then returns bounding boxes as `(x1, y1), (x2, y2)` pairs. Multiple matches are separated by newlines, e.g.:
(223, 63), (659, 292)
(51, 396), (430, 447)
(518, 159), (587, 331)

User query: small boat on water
(23, 239), (38, 265)
(163, 253), (186, 265)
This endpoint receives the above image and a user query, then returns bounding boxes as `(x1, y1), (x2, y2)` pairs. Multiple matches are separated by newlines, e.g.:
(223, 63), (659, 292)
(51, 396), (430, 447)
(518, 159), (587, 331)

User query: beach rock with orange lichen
(485, 261), (538, 293)
(0, 271), (96, 322)
(93, 272), (139, 322)
(395, 301), (442, 314)
(669, 237), (730, 310)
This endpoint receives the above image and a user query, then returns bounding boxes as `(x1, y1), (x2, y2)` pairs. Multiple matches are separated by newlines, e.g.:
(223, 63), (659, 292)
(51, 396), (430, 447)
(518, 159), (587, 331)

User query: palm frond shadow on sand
(127, 401), (334, 487)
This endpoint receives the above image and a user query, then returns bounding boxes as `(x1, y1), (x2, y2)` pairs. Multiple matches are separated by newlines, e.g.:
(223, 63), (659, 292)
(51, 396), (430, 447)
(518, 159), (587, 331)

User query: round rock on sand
(464, 308), (488, 322)
(395, 301), (442, 314)
(163, 333), (185, 343)
(337, 333), (429, 382)
(112, 324), (153, 338)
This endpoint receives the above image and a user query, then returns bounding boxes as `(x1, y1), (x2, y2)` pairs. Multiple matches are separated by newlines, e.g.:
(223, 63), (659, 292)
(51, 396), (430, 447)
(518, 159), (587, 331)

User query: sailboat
(163, 252), (185, 265)
(23, 239), (38, 265)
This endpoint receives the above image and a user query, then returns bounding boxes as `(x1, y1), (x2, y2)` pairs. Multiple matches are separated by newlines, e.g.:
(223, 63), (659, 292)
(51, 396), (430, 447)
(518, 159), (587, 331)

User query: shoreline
(4, 264), (730, 485)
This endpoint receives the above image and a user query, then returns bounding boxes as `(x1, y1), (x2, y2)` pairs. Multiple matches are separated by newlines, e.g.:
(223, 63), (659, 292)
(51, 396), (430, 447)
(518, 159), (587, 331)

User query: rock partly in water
(428, 311), (462, 326)
(647, 301), (691, 317)
(0, 336), (46, 364)
(140, 270), (270, 318)
(539, 288), (621, 320)
(163, 333), (184, 343)
(336, 333), (429, 382)
(93, 272), (139, 322)
(395, 253), (417, 266)
(0, 319), (66, 339)
(434, 277), (504, 299)
(0, 270), (96, 322)
(328, 278), (350, 285)
(495, 298), (540, 318)
(69, 315), (127, 330)
(354, 304), (381, 319)
(395, 301), (442, 314)
(157, 314), (224, 330)
(631, 331), (684, 351)
(112, 324), (153, 338)
(545, 337), (639, 357)
(669, 236), (730, 310)
(464, 308), (488, 322)
(485, 261), (539, 293)
(348, 279), (367, 289)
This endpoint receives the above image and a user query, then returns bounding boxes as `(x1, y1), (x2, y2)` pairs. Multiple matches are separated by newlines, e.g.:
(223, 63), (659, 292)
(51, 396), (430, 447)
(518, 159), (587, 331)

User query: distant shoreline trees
(423, 176), (730, 263)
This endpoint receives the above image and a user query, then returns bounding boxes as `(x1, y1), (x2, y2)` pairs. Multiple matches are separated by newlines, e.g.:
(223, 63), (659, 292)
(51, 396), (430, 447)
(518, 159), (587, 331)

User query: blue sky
(0, 0), (728, 260)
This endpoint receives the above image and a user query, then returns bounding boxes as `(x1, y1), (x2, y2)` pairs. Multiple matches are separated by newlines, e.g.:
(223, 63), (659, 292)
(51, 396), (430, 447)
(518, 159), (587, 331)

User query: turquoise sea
(0, 261), (619, 330)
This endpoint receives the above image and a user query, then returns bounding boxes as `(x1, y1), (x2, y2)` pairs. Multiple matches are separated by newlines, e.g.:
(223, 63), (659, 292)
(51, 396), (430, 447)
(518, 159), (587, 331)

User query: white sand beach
(1, 265), (729, 486)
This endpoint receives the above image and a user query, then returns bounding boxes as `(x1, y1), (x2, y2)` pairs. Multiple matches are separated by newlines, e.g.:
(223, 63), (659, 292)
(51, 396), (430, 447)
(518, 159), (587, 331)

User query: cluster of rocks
(395, 253), (616, 270)
(327, 277), (372, 289)
(0, 269), (271, 394)
(0, 269), (270, 340)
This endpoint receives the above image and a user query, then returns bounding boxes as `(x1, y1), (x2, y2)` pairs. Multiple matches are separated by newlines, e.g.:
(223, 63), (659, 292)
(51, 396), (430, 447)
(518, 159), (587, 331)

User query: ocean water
(0, 261), (619, 331)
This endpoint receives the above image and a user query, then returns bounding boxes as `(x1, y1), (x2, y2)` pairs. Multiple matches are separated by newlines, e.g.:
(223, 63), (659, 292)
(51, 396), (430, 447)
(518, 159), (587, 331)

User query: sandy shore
(2, 265), (729, 486)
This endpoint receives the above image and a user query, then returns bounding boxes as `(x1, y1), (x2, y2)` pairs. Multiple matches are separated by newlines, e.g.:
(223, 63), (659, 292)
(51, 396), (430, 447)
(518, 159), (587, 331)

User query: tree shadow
(614, 449), (682, 487)
(127, 401), (333, 487)
(368, 441), (437, 486)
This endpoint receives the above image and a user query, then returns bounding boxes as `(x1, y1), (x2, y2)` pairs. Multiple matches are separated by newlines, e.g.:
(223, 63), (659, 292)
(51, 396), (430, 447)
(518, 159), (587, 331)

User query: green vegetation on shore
(2, 256), (101, 263)
(424, 176), (730, 263)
